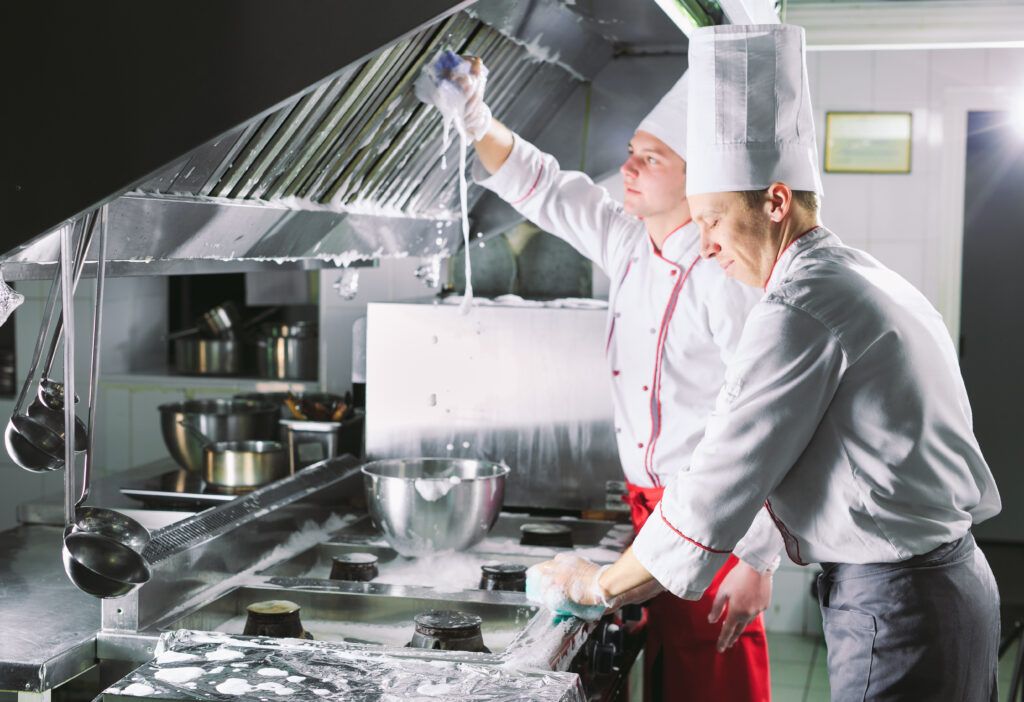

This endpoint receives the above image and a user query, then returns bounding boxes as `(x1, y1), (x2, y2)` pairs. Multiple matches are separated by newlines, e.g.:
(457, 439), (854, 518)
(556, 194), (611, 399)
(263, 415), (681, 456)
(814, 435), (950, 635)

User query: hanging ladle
(4, 222), (80, 472)
(57, 207), (151, 598)
(27, 213), (96, 452)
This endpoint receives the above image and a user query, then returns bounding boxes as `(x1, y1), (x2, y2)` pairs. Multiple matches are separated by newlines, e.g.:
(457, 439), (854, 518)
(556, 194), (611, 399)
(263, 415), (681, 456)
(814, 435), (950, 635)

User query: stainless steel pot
(203, 440), (289, 489)
(173, 337), (242, 375)
(255, 321), (317, 380)
(158, 398), (279, 472)
(361, 458), (509, 556)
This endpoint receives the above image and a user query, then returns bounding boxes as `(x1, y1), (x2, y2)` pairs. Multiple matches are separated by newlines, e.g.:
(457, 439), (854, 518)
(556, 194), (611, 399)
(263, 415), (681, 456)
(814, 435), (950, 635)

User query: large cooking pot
(255, 322), (317, 380)
(158, 398), (279, 472)
(173, 337), (242, 375)
(203, 440), (289, 489)
(361, 458), (509, 557)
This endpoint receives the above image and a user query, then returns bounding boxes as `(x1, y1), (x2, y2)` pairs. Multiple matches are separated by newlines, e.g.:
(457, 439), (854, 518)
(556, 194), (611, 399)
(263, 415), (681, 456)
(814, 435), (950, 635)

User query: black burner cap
(480, 563), (527, 592)
(329, 552), (379, 582)
(414, 610), (482, 635)
(409, 610), (490, 653)
(519, 522), (574, 548)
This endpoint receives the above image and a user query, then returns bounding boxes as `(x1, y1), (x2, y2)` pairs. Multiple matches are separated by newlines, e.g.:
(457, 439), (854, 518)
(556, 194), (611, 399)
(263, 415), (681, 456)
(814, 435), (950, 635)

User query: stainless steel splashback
(364, 302), (620, 511)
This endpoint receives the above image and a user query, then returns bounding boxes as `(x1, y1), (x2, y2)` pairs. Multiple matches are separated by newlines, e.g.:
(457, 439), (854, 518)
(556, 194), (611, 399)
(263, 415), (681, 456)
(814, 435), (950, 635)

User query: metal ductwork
(1, 0), (737, 279)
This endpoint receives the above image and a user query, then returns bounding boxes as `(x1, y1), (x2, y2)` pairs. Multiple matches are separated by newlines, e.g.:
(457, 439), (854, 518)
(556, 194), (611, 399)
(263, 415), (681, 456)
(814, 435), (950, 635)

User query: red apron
(623, 482), (771, 702)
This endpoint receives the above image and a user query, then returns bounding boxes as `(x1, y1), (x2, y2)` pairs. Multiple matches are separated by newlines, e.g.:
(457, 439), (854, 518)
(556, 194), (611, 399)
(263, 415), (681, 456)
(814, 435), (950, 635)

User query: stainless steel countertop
(3, 459), (195, 693)
(0, 524), (101, 693)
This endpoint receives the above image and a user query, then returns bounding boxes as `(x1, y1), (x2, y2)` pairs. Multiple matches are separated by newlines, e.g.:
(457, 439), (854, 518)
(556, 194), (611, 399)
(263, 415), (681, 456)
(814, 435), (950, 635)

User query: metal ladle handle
(42, 212), (96, 381)
(11, 239), (65, 417)
(78, 207), (107, 508)
(61, 224), (77, 531)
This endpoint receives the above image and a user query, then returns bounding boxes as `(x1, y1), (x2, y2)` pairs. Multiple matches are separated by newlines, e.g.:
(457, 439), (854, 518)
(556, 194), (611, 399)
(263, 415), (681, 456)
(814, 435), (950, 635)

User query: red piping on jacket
(658, 502), (731, 554)
(765, 500), (806, 566)
(763, 226), (821, 292)
(643, 253), (701, 486)
(510, 165), (545, 205)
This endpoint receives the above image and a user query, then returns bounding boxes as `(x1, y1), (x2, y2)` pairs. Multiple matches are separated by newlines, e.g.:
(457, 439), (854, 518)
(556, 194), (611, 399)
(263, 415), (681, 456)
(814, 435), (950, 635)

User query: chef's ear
(766, 183), (793, 223)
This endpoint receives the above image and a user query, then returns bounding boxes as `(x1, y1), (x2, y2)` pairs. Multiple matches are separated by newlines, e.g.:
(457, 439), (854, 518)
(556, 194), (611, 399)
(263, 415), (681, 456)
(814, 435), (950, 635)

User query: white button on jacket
(474, 135), (782, 569)
(631, 227), (1001, 599)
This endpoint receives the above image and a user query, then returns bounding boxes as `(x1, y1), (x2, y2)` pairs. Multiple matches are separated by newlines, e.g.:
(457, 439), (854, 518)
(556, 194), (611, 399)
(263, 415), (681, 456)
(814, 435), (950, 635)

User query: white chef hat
(685, 24), (823, 197)
(637, 71), (689, 161)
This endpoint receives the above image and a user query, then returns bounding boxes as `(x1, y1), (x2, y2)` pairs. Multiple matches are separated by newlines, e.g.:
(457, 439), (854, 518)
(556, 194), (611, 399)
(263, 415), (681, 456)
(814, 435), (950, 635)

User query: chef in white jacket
(532, 24), (1002, 701)
(421, 57), (780, 700)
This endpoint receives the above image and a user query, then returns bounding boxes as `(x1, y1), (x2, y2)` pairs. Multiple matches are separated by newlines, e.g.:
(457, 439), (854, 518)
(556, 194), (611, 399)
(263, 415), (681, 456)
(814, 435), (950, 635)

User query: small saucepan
(204, 440), (290, 489)
(178, 420), (289, 489)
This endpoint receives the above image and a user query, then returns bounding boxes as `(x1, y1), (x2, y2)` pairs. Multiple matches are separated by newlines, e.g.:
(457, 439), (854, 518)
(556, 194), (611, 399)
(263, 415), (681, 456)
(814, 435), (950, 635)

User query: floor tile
(767, 632), (820, 664)
(771, 661), (813, 689)
(769, 683), (807, 702)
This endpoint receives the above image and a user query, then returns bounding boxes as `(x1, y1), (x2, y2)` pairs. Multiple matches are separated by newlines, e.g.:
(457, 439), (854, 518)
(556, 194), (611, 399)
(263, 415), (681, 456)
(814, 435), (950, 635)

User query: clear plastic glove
(526, 553), (608, 621)
(414, 49), (492, 141)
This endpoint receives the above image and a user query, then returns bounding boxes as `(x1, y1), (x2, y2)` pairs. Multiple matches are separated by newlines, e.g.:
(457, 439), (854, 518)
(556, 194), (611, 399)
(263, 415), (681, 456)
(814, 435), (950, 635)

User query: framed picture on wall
(824, 112), (912, 173)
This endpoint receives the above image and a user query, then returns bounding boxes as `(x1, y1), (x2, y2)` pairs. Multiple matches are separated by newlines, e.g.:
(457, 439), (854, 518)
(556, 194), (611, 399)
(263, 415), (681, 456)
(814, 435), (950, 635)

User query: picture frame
(824, 112), (913, 174)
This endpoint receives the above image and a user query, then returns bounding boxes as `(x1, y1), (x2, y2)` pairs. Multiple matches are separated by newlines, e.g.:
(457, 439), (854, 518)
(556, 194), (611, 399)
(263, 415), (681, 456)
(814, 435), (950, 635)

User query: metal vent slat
(137, 10), (582, 223)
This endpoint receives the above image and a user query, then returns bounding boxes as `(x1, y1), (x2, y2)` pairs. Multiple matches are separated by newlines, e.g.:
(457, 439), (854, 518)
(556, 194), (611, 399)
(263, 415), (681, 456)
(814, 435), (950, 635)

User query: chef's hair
(739, 188), (819, 216)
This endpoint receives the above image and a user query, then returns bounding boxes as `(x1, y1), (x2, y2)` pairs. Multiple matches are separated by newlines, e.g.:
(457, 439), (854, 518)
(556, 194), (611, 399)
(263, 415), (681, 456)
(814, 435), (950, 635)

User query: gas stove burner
(329, 552), (379, 582)
(519, 522), (574, 548)
(480, 563), (527, 592)
(408, 610), (490, 652)
(243, 600), (314, 639)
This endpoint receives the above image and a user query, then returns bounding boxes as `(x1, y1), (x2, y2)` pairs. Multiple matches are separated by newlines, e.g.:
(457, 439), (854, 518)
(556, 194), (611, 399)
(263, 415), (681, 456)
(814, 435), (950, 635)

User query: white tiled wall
(807, 45), (1024, 310)
(319, 257), (439, 396)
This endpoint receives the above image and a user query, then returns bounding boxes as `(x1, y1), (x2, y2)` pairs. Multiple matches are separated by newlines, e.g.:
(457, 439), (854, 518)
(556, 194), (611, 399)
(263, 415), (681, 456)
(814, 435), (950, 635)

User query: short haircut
(739, 188), (820, 216)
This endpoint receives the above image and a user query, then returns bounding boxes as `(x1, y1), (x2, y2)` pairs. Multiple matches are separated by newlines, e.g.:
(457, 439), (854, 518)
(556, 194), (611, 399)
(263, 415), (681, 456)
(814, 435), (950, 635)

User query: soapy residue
(258, 667), (289, 677)
(154, 667), (206, 684)
(206, 647), (245, 661)
(414, 50), (477, 314)
(155, 650), (199, 664)
(121, 682), (156, 696)
(413, 475), (461, 502)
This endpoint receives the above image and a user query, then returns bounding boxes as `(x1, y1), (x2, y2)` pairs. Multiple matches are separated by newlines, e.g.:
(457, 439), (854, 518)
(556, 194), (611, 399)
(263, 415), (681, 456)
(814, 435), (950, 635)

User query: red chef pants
(623, 482), (771, 702)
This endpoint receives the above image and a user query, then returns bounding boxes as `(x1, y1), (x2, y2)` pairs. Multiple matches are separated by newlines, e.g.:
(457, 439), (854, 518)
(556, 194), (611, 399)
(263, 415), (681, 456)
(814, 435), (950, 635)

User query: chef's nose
(620, 155), (639, 178)
(699, 229), (719, 259)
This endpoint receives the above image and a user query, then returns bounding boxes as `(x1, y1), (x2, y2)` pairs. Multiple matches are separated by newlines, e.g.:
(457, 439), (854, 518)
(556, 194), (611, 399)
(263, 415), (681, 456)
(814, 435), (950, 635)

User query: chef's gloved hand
(414, 50), (492, 141)
(526, 553), (608, 621)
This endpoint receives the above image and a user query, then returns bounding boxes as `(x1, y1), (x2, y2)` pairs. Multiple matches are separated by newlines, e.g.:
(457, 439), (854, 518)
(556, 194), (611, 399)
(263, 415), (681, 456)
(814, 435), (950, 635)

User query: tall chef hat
(637, 71), (689, 161)
(685, 24), (823, 197)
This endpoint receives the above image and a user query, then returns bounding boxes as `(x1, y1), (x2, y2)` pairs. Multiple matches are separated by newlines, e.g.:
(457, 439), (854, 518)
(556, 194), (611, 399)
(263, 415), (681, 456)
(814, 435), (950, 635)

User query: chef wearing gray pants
(819, 532), (1000, 701)
(528, 23), (1003, 700)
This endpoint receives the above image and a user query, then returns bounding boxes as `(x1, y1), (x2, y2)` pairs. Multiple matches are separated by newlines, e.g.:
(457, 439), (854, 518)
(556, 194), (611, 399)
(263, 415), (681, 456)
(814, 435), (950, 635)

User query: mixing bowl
(360, 458), (510, 557)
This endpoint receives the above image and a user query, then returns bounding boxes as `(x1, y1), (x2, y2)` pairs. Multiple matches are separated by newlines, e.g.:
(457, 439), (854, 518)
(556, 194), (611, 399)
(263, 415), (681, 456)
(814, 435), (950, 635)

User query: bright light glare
(1013, 93), (1024, 140)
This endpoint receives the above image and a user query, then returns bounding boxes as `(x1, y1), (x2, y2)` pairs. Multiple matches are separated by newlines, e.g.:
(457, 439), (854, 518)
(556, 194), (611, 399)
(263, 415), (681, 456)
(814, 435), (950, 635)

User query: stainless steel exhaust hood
(1, 0), (752, 280)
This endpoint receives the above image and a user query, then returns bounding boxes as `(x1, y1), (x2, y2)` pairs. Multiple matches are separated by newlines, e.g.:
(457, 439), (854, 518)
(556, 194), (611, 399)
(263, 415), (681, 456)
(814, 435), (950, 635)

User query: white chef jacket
(473, 135), (783, 569)
(631, 227), (1002, 600)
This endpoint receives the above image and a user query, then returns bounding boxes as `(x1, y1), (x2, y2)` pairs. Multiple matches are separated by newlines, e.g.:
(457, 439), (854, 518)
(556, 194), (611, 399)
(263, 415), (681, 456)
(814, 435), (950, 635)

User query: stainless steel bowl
(361, 458), (510, 556)
(158, 398), (279, 472)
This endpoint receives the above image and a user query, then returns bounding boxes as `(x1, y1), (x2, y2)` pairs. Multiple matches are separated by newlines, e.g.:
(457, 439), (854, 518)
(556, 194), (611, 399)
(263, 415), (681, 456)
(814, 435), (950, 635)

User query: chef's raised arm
(415, 53), (636, 275)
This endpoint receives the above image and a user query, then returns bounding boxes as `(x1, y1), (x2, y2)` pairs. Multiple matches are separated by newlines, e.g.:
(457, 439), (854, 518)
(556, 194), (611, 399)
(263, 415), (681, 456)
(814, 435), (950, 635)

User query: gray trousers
(818, 532), (1000, 702)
